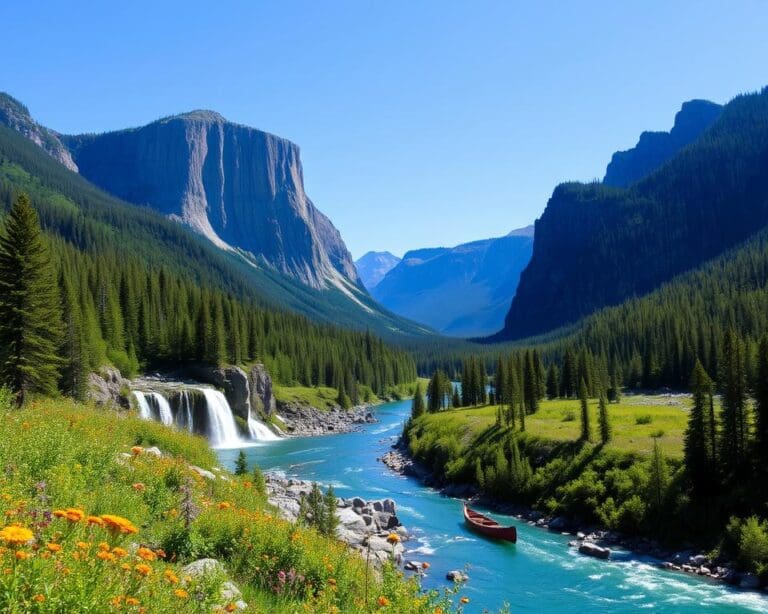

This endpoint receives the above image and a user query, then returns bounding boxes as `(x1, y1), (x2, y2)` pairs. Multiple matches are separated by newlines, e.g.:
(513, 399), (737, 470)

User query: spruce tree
(686, 360), (715, 495)
(411, 382), (425, 418)
(647, 438), (669, 521)
(755, 334), (768, 469)
(234, 450), (248, 475)
(0, 193), (63, 404)
(546, 363), (560, 399)
(59, 273), (88, 400)
(598, 394), (611, 444)
(579, 378), (590, 441)
(322, 486), (339, 537)
(719, 329), (747, 478)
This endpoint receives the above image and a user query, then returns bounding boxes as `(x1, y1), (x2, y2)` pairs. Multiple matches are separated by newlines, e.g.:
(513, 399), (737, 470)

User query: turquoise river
(217, 398), (768, 613)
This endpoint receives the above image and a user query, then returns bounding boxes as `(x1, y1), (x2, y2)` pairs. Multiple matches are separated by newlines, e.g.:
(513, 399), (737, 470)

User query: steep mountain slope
(60, 110), (357, 291)
(497, 87), (768, 341)
(355, 251), (401, 290)
(0, 98), (431, 338)
(603, 99), (722, 187)
(372, 227), (534, 337)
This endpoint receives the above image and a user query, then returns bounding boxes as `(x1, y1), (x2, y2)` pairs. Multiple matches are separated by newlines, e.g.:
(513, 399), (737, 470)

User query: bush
(635, 414), (653, 425)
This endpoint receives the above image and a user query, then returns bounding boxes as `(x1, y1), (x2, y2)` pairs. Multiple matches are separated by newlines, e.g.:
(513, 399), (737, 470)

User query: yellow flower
(377, 595), (391, 607)
(134, 563), (152, 576)
(0, 525), (33, 545)
(136, 547), (156, 561)
(164, 569), (179, 584)
(173, 589), (188, 599)
(217, 502), (232, 510)
(98, 542), (111, 551)
(33, 594), (45, 603)
(101, 514), (138, 534)
(76, 541), (89, 550)
(386, 533), (400, 544)
(64, 508), (85, 522)
(46, 542), (62, 553)
(97, 551), (116, 562)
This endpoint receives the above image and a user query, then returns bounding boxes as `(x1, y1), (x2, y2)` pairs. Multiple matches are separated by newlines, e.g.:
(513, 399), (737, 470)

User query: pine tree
(0, 193), (63, 404)
(411, 382), (425, 418)
(523, 351), (539, 414)
(647, 438), (669, 521)
(579, 378), (590, 441)
(59, 273), (88, 400)
(598, 394), (611, 444)
(755, 334), (768, 469)
(686, 360), (715, 495)
(234, 450), (248, 475)
(322, 486), (339, 537)
(451, 386), (460, 408)
(719, 329), (747, 478)
(546, 363), (560, 399)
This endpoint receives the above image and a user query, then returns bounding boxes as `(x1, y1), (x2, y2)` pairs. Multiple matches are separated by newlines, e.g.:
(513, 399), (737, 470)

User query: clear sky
(2, 1), (767, 258)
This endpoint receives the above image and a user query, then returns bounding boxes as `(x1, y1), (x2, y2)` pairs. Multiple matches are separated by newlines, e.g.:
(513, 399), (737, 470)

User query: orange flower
(120, 563), (131, 571)
(224, 605), (237, 613)
(64, 508), (85, 522)
(110, 596), (124, 607)
(87, 516), (104, 526)
(386, 533), (400, 544)
(125, 597), (140, 606)
(33, 594), (45, 603)
(460, 596), (470, 604)
(163, 569), (179, 584)
(46, 542), (62, 553)
(132, 483), (146, 492)
(134, 563), (152, 576)
(76, 541), (89, 550)
(173, 589), (188, 599)
(136, 547), (156, 561)
(0, 525), (33, 545)
(377, 595), (391, 607)
(217, 502), (232, 510)
(97, 551), (116, 562)
(242, 481), (252, 488)
(327, 578), (337, 586)
(15, 550), (29, 560)
(434, 608), (443, 614)
(100, 515), (138, 535)
(112, 547), (128, 558)
(131, 446), (143, 456)
(98, 542), (110, 552)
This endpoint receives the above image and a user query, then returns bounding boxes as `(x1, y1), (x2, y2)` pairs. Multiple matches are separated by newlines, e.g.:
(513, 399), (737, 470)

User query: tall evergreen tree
(411, 382), (425, 418)
(579, 378), (590, 442)
(755, 334), (768, 469)
(686, 360), (715, 495)
(59, 273), (88, 400)
(546, 363), (560, 399)
(598, 394), (611, 444)
(719, 329), (748, 478)
(0, 194), (63, 404)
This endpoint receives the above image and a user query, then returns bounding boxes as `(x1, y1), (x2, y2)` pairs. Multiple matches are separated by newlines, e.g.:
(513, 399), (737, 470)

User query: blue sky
(2, 1), (767, 258)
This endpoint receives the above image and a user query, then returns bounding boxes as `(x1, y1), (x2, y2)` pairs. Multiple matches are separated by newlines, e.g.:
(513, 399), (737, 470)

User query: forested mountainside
(603, 99), (722, 188)
(0, 123), (420, 401)
(498, 87), (768, 341)
(0, 108), (430, 337)
(371, 227), (534, 337)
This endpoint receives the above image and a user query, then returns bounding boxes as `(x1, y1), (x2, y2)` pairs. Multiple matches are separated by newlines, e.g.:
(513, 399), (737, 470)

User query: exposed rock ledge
(277, 403), (376, 437)
(265, 474), (407, 565)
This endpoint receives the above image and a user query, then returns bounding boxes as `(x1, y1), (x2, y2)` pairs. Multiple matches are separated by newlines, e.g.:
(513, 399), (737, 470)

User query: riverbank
(381, 442), (764, 592)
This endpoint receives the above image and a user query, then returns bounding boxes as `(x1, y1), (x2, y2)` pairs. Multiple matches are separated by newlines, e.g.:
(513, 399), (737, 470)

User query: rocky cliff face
(371, 227), (534, 337)
(0, 93), (78, 172)
(603, 99), (722, 187)
(355, 251), (401, 290)
(61, 111), (359, 290)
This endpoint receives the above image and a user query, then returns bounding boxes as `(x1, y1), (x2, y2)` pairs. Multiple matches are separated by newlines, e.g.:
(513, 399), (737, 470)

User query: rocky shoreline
(381, 443), (765, 592)
(276, 403), (376, 437)
(265, 474), (408, 565)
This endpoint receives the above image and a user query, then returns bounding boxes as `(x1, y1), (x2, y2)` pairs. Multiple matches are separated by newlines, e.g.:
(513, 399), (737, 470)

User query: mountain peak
(355, 251), (401, 290)
(0, 92), (78, 172)
(165, 109), (228, 123)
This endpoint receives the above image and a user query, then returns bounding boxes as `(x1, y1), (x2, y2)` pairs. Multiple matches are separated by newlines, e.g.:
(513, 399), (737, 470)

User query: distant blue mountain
(370, 227), (534, 337)
(355, 251), (401, 290)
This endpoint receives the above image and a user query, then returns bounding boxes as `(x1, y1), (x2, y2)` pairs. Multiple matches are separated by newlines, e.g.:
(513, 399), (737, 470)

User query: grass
(422, 395), (691, 458)
(0, 394), (465, 613)
(273, 380), (424, 412)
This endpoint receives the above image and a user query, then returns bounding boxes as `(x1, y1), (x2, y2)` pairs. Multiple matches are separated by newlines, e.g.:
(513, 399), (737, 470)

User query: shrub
(635, 414), (653, 425)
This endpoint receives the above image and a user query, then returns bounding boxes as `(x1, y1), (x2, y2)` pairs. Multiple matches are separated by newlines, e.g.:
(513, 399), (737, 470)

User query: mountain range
(496, 89), (768, 340)
(356, 251), (401, 290)
(362, 227), (533, 337)
(0, 93), (430, 337)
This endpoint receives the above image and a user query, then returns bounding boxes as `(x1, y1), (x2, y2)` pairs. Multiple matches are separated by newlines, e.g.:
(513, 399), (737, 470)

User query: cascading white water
(248, 413), (280, 441)
(150, 392), (174, 426)
(178, 390), (194, 432)
(133, 391), (152, 420)
(197, 388), (244, 449)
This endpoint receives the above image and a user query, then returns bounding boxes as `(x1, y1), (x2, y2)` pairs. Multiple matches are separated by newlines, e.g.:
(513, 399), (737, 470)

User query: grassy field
(0, 395), (462, 613)
(432, 394), (692, 458)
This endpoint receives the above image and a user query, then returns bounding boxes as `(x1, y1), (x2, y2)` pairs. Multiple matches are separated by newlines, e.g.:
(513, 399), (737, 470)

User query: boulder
(249, 364), (276, 415)
(446, 570), (469, 582)
(181, 559), (247, 610)
(190, 465), (216, 481)
(579, 542), (611, 560)
(689, 554), (709, 567)
(190, 365), (251, 422)
(88, 367), (131, 408)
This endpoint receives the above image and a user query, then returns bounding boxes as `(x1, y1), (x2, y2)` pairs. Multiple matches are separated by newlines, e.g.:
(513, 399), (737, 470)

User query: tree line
(0, 193), (416, 405)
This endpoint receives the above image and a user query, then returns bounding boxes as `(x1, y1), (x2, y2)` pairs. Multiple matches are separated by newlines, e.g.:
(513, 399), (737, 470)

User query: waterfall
(133, 392), (152, 420)
(196, 388), (245, 449)
(248, 413), (280, 441)
(130, 381), (280, 447)
(150, 392), (174, 426)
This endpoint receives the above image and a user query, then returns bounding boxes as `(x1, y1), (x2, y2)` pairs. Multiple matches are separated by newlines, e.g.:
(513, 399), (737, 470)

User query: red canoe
(463, 503), (517, 543)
